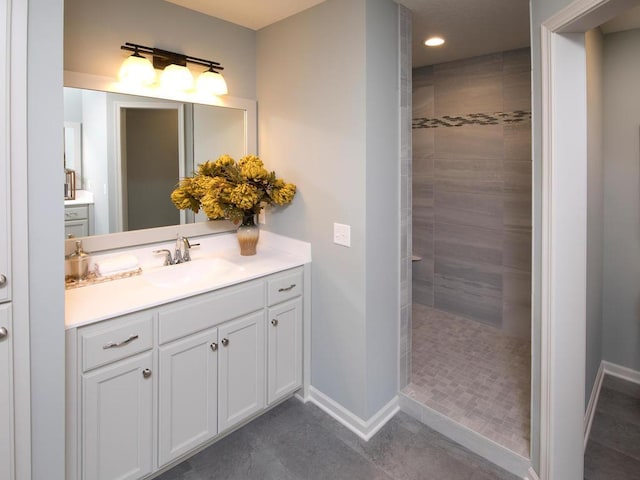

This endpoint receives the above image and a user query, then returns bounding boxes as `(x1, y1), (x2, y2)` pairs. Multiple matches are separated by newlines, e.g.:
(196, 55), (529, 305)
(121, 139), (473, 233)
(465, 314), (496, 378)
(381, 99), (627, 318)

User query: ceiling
(165, 0), (531, 67)
(164, 0), (326, 31)
(601, 5), (640, 34)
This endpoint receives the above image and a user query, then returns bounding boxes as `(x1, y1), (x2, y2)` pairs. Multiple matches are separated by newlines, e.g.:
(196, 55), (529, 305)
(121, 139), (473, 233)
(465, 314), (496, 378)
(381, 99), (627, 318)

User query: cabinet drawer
(65, 205), (89, 221)
(267, 268), (303, 306)
(80, 311), (154, 372)
(158, 279), (265, 344)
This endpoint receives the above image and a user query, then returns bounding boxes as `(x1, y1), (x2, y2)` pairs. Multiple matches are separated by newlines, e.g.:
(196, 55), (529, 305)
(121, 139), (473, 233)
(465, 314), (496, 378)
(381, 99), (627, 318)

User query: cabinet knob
(210, 342), (218, 351)
(0, 274), (6, 287)
(0, 327), (7, 339)
(221, 338), (229, 347)
(142, 368), (152, 379)
(271, 319), (278, 326)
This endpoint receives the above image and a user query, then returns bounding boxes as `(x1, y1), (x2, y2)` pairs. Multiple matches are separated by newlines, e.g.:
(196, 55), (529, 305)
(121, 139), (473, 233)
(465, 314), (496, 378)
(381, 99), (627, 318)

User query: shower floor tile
(402, 303), (531, 458)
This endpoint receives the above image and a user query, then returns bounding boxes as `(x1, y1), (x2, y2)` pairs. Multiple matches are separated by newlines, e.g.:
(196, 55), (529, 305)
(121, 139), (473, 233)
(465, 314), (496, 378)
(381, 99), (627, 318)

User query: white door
(267, 298), (302, 404)
(82, 352), (153, 480)
(218, 311), (265, 432)
(158, 328), (218, 467)
(0, 304), (13, 480)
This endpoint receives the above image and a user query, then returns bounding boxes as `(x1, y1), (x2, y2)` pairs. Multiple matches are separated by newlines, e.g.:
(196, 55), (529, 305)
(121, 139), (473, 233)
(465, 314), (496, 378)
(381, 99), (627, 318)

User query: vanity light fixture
(118, 45), (156, 87)
(424, 36), (445, 47)
(119, 42), (227, 95)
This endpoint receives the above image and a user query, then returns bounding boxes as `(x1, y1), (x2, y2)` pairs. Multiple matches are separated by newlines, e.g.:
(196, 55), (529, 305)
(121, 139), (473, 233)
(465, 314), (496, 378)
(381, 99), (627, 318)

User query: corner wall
(602, 28), (640, 373)
(256, 0), (400, 420)
(585, 27), (604, 408)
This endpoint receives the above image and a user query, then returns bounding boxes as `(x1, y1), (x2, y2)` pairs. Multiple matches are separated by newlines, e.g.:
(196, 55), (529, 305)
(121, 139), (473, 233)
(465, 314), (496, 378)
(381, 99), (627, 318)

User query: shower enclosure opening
(402, 47), (532, 459)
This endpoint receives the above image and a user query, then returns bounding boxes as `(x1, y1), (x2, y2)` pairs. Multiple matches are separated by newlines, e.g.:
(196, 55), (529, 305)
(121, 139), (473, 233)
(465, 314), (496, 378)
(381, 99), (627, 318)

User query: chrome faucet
(154, 236), (200, 266)
(153, 249), (175, 266)
(180, 235), (200, 262)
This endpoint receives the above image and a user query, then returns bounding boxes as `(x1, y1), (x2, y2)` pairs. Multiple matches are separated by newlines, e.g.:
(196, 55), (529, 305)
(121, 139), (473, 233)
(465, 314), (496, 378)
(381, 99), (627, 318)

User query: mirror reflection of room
(62, 87), (246, 237)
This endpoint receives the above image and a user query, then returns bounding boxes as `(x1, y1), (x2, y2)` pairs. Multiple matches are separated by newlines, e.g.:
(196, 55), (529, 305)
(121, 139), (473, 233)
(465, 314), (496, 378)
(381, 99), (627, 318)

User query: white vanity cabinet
(67, 266), (306, 480)
(218, 310), (265, 432)
(266, 269), (303, 405)
(158, 327), (219, 467)
(65, 204), (94, 238)
(78, 311), (155, 480)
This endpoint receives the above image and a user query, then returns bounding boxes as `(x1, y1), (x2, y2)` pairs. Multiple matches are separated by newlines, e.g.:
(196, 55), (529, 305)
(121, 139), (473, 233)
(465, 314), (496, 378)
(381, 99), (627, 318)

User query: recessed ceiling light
(424, 37), (445, 47)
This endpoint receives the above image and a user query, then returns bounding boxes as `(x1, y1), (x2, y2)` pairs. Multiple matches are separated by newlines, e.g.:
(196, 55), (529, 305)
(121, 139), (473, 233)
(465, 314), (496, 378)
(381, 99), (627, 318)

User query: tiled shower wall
(412, 49), (532, 338)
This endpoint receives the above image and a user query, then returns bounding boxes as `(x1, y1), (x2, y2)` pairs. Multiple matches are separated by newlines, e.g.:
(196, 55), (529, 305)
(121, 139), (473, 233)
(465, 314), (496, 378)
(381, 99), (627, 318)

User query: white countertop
(64, 190), (95, 206)
(65, 231), (311, 329)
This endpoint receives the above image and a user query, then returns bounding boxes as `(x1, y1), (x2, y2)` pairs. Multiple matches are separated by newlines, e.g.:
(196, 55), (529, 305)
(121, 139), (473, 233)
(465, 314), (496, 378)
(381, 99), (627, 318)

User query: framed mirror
(63, 71), (257, 254)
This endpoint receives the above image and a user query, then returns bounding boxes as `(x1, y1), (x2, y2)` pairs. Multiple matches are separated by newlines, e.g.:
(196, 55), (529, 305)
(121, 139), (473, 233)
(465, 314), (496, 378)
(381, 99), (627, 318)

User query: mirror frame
(63, 70), (257, 255)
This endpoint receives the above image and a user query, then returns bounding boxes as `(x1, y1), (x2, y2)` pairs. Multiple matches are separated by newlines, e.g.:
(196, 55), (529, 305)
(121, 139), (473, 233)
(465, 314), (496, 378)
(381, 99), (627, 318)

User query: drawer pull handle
(271, 319), (278, 326)
(142, 368), (152, 379)
(278, 284), (296, 292)
(210, 342), (218, 351)
(0, 274), (6, 287)
(221, 338), (229, 347)
(66, 212), (78, 218)
(103, 334), (139, 349)
(0, 327), (7, 339)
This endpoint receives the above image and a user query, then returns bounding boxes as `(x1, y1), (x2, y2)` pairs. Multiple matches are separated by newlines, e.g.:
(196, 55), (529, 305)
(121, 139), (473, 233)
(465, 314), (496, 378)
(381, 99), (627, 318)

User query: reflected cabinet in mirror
(63, 86), (250, 237)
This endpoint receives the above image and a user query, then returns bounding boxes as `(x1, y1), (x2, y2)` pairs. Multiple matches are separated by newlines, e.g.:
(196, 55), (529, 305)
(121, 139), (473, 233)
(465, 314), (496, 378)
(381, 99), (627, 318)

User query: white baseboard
(525, 466), (541, 480)
(583, 361), (640, 451)
(307, 386), (399, 441)
(603, 360), (640, 385)
(584, 362), (605, 451)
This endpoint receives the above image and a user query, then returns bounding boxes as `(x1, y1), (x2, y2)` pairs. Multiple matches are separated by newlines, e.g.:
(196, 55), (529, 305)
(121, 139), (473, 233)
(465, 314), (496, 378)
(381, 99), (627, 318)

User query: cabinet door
(218, 311), (265, 432)
(158, 328), (218, 467)
(82, 352), (153, 480)
(65, 219), (89, 239)
(0, 304), (13, 480)
(267, 298), (302, 404)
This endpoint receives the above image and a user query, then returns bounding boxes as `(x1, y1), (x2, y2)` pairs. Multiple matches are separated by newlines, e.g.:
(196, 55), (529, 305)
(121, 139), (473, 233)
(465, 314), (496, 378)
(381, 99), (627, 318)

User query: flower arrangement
(171, 154), (296, 223)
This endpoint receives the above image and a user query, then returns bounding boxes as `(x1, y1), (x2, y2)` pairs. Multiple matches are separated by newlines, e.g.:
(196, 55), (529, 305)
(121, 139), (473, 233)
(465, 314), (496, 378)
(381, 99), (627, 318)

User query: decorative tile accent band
(413, 110), (531, 129)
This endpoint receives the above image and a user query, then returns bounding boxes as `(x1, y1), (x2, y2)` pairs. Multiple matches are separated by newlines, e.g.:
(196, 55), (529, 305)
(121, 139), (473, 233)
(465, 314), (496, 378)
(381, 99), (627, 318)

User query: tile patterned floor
(402, 303), (531, 457)
(584, 375), (640, 479)
(156, 398), (520, 480)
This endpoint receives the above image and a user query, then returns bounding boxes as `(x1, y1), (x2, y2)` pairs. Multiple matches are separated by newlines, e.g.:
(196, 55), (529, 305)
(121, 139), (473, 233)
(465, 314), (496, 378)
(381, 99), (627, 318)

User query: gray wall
(64, 0), (256, 100)
(412, 49), (532, 338)
(257, 0), (400, 420)
(585, 27), (604, 408)
(602, 28), (640, 372)
(28, 0), (66, 478)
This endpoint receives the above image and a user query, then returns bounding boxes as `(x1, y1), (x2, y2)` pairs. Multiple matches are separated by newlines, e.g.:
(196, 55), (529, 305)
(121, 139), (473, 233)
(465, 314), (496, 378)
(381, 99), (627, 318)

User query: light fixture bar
(120, 42), (224, 72)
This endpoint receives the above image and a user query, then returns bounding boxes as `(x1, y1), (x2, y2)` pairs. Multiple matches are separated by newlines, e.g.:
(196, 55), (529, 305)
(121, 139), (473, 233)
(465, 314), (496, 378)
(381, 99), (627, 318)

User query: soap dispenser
(68, 240), (90, 280)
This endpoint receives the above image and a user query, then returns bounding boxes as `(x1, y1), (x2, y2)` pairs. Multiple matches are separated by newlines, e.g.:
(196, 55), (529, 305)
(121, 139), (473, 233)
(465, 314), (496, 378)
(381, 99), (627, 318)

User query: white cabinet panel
(82, 352), (153, 480)
(0, 304), (13, 480)
(268, 298), (303, 404)
(0, 0), (9, 305)
(158, 328), (218, 467)
(218, 310), (265, 432)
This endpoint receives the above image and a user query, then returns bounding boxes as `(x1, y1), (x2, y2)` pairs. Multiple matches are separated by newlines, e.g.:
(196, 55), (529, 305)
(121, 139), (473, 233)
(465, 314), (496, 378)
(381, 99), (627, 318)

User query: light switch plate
(333, 223), (351, 247)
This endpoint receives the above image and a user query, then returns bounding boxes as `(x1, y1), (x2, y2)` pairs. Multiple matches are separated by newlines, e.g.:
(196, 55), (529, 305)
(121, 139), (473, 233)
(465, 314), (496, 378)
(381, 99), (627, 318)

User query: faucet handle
(153, 249), (174, 266)
(182, 237), (200, 262)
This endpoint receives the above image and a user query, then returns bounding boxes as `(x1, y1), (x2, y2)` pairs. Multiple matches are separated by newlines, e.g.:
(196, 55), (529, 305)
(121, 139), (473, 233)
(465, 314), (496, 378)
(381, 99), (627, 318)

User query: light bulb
(424, 37), (445, 47)
(118, 53), (156, 87)
(160, 64), (194, 92)
(196, 70), (228, 96)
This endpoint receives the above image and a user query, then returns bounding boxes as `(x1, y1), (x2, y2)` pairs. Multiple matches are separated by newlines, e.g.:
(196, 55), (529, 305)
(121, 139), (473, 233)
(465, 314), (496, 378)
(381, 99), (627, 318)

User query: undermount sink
(143, 257), (243, 288)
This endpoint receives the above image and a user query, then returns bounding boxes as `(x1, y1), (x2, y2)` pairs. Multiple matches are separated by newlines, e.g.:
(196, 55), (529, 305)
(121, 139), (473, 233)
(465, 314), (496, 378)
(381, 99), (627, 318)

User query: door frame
(537, 0), (640, 477)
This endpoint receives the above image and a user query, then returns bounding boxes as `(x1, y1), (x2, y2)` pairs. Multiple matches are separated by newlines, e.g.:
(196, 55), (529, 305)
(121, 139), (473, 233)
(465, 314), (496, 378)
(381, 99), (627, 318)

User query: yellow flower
(214, 154), (235, 168)
(271, 183), (296, 205)
(171, 154), (296, 221)
(229, 183), (261, 211)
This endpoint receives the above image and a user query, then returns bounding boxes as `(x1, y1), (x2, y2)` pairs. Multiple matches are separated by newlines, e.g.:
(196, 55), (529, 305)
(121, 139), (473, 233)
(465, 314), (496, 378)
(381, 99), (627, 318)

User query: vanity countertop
(65, 230), (311, 329)
(64, 190), (95, 206)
